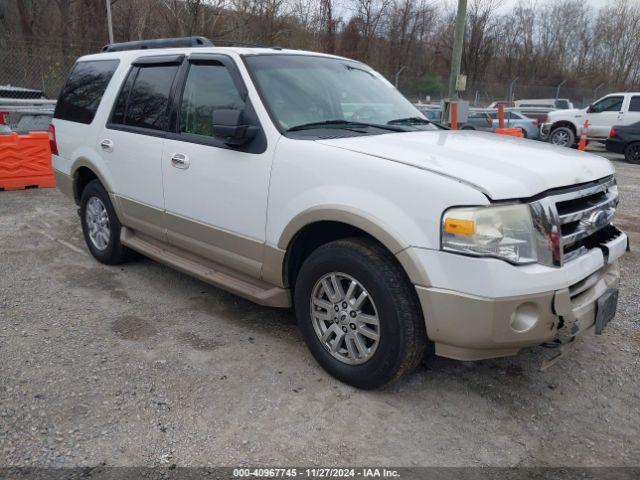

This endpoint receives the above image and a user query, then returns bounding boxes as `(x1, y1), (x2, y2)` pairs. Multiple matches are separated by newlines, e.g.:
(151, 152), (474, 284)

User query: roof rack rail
(102, 36), (213, 53)
(209, 39), (283, 50)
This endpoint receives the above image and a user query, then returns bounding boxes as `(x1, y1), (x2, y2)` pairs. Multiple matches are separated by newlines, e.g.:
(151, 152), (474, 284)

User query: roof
(78, 46), (350, 64)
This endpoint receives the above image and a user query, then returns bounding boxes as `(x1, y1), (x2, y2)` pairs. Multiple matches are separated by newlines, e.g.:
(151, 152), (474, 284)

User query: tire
(521, 128), (528, 139)
(548, 126), (575, 147)
(625, 142), (640, 164)
(80, 180), (133, 265)
(294, 238), (427, 389)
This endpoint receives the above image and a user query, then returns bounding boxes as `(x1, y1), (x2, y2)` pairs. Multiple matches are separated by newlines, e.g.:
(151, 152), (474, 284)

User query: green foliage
(414, 74), (443, 96)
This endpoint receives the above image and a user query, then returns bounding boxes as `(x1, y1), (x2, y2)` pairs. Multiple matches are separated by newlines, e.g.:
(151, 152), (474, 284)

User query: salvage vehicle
(51, 37), (629, 389)
(542, 93), (640, 147)
(606, 121), (640, 164)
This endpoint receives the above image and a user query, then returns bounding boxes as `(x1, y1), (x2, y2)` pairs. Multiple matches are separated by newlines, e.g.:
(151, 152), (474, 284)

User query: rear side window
(54, 60), (119, 124)
(110, 64), (178, 131)
(629, 96), (640, 112)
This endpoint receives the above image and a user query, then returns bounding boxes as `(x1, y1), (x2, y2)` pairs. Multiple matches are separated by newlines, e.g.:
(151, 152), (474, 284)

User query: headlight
(441, 204), (537, 264)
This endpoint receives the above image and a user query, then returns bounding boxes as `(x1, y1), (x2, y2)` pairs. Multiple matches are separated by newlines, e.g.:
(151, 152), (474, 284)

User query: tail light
(0, 111), (8, 125)
(48, 123), (59, 155)
(609, 127), (615, 138)
(532, 119), (540, 126)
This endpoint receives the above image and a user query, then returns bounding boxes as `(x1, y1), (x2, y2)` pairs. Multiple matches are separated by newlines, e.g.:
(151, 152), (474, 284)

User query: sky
(443, 0), (638, 13)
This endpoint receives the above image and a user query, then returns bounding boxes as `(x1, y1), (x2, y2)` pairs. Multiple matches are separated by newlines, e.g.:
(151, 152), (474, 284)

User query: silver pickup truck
(0, 85), (55, 134)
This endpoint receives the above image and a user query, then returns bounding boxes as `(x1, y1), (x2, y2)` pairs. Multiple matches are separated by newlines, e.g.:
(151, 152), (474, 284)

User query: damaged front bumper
(413, 231), (628, 362)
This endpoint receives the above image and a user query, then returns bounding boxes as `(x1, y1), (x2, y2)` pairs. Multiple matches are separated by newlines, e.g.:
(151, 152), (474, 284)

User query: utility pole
(448, 0), (467, 99)
(105, 0), (114, 44)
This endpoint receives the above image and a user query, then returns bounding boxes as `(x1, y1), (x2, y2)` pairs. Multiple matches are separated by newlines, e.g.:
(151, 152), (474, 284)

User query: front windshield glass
(244, 54), (436, 133)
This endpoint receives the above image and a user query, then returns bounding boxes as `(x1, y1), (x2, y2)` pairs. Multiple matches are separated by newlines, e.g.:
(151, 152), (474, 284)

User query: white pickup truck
(542, 92), (640, 147)
(51, 37), (628, 389)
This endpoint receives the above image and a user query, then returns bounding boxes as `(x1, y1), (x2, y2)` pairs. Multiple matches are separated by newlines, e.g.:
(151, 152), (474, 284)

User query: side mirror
(586, 105), (595, 114)
(212, 109), (258, 146)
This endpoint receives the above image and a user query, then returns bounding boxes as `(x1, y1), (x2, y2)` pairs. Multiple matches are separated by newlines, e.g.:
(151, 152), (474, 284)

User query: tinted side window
(629, 96), (640, 112)
(592, 96), (623, 113)
(54, 60), (119, 124)
(179, 63), (245, 137)
(110, 69), (136, 125)
(118, 65), (178, 131)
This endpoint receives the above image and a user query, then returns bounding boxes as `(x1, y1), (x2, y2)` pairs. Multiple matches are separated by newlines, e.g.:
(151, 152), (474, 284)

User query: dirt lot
(1, 155), (639, 468)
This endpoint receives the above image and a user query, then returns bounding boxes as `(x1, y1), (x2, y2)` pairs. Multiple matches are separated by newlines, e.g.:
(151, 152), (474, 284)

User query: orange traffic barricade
(0, 131), (55, 190)
(495, 127), (524, 138)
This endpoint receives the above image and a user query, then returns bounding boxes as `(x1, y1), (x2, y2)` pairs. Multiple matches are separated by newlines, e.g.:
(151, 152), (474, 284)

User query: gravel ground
(0, 156), (639, 468)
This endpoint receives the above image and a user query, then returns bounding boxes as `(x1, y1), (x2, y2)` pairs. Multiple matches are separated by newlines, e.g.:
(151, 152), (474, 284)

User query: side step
(121, 227), (291, 308)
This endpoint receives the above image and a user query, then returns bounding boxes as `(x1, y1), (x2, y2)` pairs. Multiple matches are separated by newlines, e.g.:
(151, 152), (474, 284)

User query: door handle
(100, 139), (114, 152)
(171, 153), (190, 169)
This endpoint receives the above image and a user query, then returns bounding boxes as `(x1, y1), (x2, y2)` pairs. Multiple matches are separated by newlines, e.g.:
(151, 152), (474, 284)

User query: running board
(120, 227), (291, 308)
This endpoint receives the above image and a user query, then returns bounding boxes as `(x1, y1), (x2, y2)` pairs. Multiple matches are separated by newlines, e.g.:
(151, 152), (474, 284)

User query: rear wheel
(80, 180), (133, 265)
(625, 142), (640, 164)
(549, 126), (575, 147)
(294, 238), (427, 389)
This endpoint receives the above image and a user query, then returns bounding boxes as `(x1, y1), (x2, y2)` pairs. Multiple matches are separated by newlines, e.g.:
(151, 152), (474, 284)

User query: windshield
(244, 54), (437, 134)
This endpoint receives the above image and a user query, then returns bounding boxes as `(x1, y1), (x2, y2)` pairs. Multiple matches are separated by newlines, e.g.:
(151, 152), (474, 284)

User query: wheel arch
(70, 157), (114, 205)
(273, 206), (428, 293)
(550, 120), (578, 136)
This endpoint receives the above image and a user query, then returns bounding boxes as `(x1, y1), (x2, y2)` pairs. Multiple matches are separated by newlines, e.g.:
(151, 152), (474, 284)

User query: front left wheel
(80, 180), (133, 265)
(294, 238), (427, 389)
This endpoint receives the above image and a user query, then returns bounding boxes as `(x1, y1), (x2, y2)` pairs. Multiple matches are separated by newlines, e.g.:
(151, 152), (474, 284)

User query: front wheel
(294, 238), (427, 389)
(625, 142), (640, 164)
(548, 126), (575, 147)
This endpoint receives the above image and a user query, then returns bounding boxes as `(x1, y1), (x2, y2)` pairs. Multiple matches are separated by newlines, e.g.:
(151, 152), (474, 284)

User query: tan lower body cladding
(111, 195), (290, 307)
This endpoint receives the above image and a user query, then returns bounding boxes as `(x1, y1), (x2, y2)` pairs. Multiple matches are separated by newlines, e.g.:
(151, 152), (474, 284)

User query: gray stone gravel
(0, 157), (639, 467)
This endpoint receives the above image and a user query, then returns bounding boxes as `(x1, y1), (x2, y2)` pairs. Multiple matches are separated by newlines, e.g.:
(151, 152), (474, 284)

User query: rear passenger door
(161, 54), (271, 279)
(622, 95), (640, 126)
(99, 55), (182, 240)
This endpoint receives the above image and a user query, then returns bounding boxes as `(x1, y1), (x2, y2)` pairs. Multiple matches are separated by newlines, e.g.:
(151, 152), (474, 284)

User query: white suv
(50, 37), (628, 389)
(542, 93), (640, 146)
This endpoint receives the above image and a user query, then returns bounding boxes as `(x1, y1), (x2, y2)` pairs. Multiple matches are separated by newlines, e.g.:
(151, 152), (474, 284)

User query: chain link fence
(0, 36), (621, 126)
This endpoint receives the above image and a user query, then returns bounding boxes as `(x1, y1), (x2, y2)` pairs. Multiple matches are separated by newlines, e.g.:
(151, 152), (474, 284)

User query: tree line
(1, 0), (639, 103)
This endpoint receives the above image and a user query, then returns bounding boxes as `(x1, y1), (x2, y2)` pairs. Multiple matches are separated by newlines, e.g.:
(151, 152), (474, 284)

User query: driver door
(586, 95), (624, 138)
(161, 54), (271, 279)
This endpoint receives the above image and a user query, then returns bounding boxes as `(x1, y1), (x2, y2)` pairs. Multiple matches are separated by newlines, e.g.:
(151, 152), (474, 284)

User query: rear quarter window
(54, 60), (120, 124)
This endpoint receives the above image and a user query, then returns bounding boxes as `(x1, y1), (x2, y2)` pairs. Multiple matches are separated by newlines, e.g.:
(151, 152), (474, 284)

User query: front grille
(529, 176), (619, 266)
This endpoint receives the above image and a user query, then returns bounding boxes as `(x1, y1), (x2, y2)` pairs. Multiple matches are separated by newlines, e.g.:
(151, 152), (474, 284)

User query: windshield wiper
(387, 116), (431, 126)
(286, 119), (406, 132)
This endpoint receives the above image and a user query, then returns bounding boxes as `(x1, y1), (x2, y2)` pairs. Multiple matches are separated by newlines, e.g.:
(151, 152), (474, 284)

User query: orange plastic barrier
(495, 127), (524, 138)
(0, 132), (55, 190)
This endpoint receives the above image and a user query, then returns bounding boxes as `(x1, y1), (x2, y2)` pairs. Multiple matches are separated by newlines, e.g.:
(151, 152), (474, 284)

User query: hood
(316, 130), (614, 200)
(548, 108), (586, 121)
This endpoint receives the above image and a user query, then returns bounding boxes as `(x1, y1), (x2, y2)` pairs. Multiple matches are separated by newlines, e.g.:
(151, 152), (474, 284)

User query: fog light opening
(510, 302), (539, 333)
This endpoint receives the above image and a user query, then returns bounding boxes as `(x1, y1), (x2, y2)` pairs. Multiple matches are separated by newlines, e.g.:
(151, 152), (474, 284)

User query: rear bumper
(409, 232), (628, 361)
(605, 138), (625, 154)
(53, 169), (74, 200)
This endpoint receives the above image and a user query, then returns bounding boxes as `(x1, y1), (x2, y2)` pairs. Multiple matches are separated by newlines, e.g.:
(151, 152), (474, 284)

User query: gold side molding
(121, 227), (291, 308)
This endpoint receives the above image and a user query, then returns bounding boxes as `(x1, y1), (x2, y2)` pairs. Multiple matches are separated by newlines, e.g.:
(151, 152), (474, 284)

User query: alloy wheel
(86, 196), (110, 251)
(310, 272), (380, 365)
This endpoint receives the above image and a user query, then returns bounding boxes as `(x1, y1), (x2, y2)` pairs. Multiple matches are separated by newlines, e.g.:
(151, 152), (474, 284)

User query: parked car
(414, 104), (442, 122)
(488, 110), (541, 139)
(51, 37), (627, 389)
(515, 107), (552, 125)
(606, 121), (640, 163)
(515, 98), (574, 110)
(542, 93), (640, 147)
(0, 85), (55, 134)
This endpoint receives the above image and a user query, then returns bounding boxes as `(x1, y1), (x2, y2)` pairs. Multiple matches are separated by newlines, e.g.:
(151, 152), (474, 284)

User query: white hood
(316, 130), (614, 200)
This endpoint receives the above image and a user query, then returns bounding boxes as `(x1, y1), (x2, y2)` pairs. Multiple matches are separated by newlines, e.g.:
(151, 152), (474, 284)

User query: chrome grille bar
(529, 176), (618, 267)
